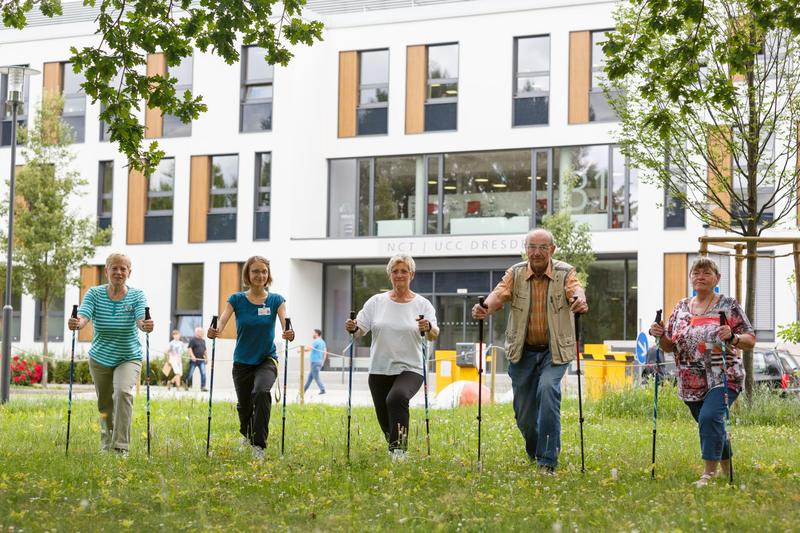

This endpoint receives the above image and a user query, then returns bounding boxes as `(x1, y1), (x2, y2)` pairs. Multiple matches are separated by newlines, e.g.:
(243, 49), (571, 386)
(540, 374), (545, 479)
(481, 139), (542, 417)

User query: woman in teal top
(68, 252), (154, 454)
(208, 255), (294, 460)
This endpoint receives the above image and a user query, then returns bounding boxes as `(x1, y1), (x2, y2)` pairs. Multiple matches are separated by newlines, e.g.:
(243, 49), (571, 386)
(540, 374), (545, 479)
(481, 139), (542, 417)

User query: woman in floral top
(650, 257), (755, 487)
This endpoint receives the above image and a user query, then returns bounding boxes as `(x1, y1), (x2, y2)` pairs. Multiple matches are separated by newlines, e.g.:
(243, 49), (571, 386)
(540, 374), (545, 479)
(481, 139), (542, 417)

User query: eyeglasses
(526, 244), (551, 252)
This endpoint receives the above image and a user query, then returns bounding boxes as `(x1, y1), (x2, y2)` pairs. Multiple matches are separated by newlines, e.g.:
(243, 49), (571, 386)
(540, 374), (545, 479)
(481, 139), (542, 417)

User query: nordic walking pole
(418, 314), (431, 457)
(477, 296), (488, 470)
(718, 311), (734, 485)
(650, 309), (663, 479)
(205, 315), (218, 457)
(571, 296), (585, 473)
(144, 306), (152, 458)
(346, 311), (356, 461)
(281, 317), (292, 456)
(65, 304), (78, 455)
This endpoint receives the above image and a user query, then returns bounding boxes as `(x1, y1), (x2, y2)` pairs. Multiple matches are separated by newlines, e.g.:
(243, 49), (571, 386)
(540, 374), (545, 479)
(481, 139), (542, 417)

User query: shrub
(10, 354), (43, 385)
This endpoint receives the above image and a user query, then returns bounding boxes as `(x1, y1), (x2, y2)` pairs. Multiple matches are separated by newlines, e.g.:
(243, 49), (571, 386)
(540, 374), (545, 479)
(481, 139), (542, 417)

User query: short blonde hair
(105, 252), (132, 270)
(690, 257), (721, 278)
(242, 255), (272, 289)
(386, 254), (416, 275)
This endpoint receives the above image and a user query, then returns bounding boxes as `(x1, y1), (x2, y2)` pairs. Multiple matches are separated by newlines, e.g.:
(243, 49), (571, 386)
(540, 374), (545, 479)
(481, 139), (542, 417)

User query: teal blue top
(310, 338), (326, 364)
(228, 291), (285, 365)
(78, 285), (147, 368)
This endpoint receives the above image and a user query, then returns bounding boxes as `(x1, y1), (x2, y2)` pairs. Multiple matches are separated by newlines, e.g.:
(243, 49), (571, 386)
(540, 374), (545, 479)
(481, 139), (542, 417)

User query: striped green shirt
(78, 285), (147, 367)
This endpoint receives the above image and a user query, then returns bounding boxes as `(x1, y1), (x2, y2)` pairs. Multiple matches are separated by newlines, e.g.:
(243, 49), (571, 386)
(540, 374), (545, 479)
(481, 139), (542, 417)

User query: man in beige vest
(472, 229), (588, 474)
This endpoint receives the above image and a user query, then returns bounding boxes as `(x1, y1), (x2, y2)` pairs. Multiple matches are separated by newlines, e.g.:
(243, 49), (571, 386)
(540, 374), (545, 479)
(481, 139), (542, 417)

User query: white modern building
(1, 0), (797, 376)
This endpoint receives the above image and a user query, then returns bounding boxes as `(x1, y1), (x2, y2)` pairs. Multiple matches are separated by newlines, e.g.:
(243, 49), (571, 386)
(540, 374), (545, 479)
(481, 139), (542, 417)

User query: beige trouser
(89, 358), (141, 451)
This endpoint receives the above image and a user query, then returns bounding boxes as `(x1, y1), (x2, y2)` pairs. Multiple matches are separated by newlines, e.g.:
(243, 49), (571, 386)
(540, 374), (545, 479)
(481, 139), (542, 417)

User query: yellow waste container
(580, 344), (634, 398)
(435, 350), (479, 394)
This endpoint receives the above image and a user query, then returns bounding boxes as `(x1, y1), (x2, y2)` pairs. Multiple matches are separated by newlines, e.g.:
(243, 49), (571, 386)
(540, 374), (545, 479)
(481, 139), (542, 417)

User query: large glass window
(358, 49), (389, 135)
(172, 264), (203, 339)
(34, 295), (65, 342)
(240, 46), (274, 133)
(589, 30), (617, 123)
(254, 152), (271, 240)
(554, 145), (612, 230)
(513, 35), (550, 126)
(443, 150), (532, 235)
(372, 156), (418, 236)
(99, 71), (122, 142)
(732, 131), (776, 226)
(425, 44), (458, 131)
(328, 159), (358, 237)
(0, 68), (30, 146)
(207, 155), (238, 241)
(62, 63), (86, 142)
(583, 258), (637, 344)
(163, 56), (193, 137)
(98, 161), (113, 234)
(145, 157), (175, 243)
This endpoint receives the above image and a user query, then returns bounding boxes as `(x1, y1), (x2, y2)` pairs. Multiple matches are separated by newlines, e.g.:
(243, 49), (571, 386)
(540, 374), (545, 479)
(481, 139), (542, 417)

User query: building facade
(1, 0), (796, 371)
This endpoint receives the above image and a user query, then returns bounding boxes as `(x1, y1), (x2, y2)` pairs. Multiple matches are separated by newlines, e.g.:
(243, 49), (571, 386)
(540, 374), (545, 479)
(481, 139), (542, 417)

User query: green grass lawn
(1, 387), (798, 531)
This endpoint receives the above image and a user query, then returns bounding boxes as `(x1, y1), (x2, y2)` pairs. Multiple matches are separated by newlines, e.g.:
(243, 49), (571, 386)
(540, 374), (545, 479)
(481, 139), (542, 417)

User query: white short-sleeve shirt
(356, 292), (437, 376)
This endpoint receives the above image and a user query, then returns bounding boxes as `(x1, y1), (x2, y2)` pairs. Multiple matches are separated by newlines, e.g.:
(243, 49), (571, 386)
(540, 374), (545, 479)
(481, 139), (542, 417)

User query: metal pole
(735, 244), (744, 304)
(1, 100), (19, 404)
(490, 346), (496, 404)
(299, 345), (305, 405)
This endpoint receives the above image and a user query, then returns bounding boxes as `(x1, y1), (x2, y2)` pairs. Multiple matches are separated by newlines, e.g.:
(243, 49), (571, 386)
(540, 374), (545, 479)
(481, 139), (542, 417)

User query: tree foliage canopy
(1, 0), (324, 175)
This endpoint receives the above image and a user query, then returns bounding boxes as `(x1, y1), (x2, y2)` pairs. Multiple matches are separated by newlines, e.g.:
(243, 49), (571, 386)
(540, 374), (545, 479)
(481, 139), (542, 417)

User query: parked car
(753, 350), (800, 395)
(641, 346), (677, 384)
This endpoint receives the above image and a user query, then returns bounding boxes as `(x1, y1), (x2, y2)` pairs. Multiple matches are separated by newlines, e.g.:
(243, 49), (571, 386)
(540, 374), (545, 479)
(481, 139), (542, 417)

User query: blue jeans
(508, 347), (568, 467)
(304, 362), (325, 393)
(185, 360), (207, 389)
(685, 386), (739, 461)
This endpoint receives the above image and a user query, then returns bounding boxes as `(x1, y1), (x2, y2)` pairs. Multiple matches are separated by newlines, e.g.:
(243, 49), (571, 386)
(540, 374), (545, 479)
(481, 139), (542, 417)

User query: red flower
(12, 355), (19, 361)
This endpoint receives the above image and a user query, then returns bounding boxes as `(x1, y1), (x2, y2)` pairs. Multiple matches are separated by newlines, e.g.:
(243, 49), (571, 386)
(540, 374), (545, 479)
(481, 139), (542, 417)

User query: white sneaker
(694, 473), (713, 487)
(252, 446), (265, 460)
(238, 436), (249, 452)
(390, 449), (408, 462)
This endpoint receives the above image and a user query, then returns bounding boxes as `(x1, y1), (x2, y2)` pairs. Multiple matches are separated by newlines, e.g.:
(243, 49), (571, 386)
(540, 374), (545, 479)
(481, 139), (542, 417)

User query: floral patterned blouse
(666, 295), (755, 402)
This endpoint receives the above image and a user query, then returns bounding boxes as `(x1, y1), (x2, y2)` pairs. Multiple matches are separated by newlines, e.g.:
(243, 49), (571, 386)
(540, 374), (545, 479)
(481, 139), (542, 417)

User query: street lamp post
(0, 65), (40, 403)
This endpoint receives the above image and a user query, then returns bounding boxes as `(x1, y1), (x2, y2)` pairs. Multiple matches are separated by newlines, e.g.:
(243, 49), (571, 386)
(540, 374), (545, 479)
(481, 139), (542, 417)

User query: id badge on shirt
(258, 306), (271, 316)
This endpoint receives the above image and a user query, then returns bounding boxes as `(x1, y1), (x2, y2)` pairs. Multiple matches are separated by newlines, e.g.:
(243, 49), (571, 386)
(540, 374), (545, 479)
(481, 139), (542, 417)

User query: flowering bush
(10, 354), (43, 385)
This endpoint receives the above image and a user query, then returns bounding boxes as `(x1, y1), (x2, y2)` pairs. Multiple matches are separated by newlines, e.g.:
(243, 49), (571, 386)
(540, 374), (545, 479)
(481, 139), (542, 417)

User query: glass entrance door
(436, 295), (480, 351)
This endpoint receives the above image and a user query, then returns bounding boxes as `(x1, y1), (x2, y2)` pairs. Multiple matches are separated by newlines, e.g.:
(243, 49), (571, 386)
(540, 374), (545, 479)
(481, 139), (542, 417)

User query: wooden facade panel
(338, 51), (358, 138)
(707, 127), (732, 226)
(78, 266), (101, 342)
(664, 253), (688, 317)
(42, 62), (63, 96)
(189, 156), (210, 243)
(568, 31), (590, 125)
(218, 262), (242, 339)
(405, 45), (427, 134)
(145, 53), (166, 139)
(126, 168), (147, 244)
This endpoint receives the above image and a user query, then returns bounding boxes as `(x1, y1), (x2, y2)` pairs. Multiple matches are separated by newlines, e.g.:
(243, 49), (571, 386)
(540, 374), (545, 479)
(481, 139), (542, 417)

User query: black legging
(368, 371), (423, 451)
(232, 359), (277, 449)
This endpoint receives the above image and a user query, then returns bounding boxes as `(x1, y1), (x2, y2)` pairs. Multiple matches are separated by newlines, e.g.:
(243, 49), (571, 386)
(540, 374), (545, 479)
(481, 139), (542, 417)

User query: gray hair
(386, 254), (416, 275)
(105, 252), (132, 270)
(525, 229), (555, 246)
(690, 257), (721, 278)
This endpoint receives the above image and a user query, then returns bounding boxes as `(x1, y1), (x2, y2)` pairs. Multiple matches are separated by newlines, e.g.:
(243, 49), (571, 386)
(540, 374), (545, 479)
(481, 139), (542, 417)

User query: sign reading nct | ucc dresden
(380, 235), (525, 256)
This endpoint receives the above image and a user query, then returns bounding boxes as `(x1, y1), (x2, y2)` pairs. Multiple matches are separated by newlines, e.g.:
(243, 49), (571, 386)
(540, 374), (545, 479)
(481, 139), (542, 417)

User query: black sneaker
(319, 390), (326, 395)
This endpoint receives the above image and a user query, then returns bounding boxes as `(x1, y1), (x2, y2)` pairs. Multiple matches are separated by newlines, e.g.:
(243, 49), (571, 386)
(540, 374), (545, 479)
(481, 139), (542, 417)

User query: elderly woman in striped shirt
(68, 252), (154, 455)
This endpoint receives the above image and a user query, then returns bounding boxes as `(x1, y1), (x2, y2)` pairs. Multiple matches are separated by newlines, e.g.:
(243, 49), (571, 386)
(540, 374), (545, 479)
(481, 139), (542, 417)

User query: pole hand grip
(478, 296), (487, 309)
(655, 309), (662, 324)
(71, 305), (78, 319)
(348, 311), (356, 333)
(285, 317), (292, 331)
(210, 315), (218, 329)
(571, 296), (580, 330)
(418, 315), (426, 337)
(718, 311), (726, 326)
(144, 307), (151, 320)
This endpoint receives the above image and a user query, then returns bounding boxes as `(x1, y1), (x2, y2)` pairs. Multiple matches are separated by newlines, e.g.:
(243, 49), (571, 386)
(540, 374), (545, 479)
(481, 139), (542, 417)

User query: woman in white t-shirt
(345, 254), (438, 459)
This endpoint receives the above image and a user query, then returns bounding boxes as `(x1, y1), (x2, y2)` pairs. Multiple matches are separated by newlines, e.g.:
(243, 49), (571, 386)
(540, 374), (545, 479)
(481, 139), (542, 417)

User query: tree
(603, 0), (800, 399)
(1, 0), (323, 175)
(0, 94), (110, 385)
(541, 211), (595, 288)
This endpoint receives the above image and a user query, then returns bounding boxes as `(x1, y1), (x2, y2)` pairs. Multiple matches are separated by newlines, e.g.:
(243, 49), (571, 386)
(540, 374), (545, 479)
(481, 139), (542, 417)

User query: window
(583, 258), (637, 343)
(328, 159), (358, 237)
(62, 63), (86, 142)
(425, 44), (458, 131)
(99, 71), (123, 142)
(254, 153), (271, 240)
(665, 151), (686, 229)
(163, 56), (193, 137)
(35, 295), (65, 342)
(732, 131), (776, 226)
(207, 155), (238, 241)
(513, 36), (550, 126)
(589, 30), (617, 123)
(172, 264), (203, 339)
(240, 46), (274, 132)
(98, 161), (113, 234)
(0, 287), (22, 342)
(0, 67), (30, 146)
(145, 157), (175, 243)
(357, 49), (389, 135)
(753, 252), (775, 341)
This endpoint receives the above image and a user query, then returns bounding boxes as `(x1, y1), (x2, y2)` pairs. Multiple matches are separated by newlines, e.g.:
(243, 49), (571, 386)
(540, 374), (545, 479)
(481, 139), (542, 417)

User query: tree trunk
(743, 240), (757, 403)
(41, 297), (49, 387)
